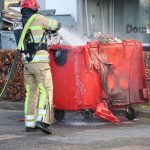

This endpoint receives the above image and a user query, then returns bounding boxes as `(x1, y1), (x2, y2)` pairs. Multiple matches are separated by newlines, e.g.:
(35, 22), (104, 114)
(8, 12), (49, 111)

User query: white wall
(46, 0), (77, 20)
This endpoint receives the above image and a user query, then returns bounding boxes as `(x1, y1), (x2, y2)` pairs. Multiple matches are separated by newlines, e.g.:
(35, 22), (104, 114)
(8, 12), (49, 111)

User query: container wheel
(125, 107), (136, 120)
(81, 109), (94, 119)
(54, 109), (65, 121)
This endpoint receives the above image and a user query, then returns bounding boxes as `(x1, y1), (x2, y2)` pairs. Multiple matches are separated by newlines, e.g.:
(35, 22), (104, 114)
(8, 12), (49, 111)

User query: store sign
(126, 24), (147, 34)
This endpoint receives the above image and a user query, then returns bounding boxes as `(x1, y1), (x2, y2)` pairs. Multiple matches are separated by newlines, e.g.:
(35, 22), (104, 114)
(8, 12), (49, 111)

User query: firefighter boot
(36, 122), (52, 134)
(26, 127), (36, 132)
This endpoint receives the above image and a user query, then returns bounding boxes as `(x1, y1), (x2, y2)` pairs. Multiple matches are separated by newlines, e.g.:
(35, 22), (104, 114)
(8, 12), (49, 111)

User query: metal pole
(112, 0), (115, 36)
(85, 0), (90, 36)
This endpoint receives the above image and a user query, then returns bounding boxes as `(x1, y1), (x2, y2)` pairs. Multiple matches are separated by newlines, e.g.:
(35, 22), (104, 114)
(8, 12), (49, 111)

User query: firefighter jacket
(23, 14), (59, 63)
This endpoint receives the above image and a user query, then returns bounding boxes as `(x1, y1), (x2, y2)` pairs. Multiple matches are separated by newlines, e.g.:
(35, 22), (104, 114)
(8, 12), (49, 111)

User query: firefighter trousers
(24, 62), (53, 128)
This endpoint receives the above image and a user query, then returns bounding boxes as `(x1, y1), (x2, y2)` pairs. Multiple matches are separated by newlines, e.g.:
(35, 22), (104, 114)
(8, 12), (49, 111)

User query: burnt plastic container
(49, 40), (148, 122)
(87, 40), (148, 108)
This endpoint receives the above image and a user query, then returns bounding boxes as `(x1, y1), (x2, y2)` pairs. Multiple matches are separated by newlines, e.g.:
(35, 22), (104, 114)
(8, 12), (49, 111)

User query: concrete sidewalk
(0, 101), (24, 111)
(1, 106), (150, 150)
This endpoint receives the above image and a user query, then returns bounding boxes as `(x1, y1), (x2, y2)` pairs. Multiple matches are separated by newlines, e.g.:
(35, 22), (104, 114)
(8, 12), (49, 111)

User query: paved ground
(0, 102), (150, 150)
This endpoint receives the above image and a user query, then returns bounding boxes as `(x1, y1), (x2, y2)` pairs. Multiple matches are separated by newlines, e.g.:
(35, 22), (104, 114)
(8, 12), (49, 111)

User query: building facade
(77, 0), (150, 47)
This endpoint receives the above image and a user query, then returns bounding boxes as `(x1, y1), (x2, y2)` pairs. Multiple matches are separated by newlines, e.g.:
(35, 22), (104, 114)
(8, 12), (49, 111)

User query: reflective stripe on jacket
(29, 14), (58, 43)
(23, 50), (50, 64)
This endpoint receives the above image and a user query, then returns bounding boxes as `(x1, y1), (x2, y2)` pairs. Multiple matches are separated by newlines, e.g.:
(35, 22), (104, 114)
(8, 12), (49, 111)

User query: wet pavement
(0, 104), (150, 150)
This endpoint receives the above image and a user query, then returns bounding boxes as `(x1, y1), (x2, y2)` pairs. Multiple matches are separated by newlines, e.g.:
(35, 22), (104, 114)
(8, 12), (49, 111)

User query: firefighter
(20, 0), (61, 134)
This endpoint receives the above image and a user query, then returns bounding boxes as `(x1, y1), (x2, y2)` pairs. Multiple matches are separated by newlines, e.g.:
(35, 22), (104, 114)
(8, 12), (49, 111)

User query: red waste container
(87, 40), (148, 106)
(49, 40), (148, 123)
(49, 45), (101, 110)
(87, 40), (148, 120)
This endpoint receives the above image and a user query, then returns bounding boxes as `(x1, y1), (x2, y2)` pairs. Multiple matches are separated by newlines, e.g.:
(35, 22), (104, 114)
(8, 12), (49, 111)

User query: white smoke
(58, 28), (88, 46)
